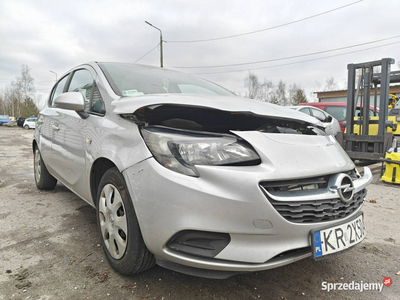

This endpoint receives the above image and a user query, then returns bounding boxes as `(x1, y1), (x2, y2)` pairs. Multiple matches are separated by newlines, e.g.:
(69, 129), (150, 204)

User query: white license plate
(311, 213), (365, 259)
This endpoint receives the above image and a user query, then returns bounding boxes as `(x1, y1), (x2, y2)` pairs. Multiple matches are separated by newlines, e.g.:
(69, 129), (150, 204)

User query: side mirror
(326, 116), (333, 123)
(54, 92), (85, 111)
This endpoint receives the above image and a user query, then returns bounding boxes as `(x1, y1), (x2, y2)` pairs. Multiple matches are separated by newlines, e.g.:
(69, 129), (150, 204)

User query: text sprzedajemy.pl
(321, 281), (384, 292)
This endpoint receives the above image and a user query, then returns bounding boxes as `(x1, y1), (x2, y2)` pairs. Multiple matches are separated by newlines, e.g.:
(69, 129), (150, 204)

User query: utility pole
(49, 70), (57, 81)
(145, 21), (163, 67)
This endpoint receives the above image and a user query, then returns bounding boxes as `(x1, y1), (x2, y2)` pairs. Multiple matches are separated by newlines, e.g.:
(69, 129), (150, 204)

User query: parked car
(23, 117), (37, 129)
(33, 62), (372, 278)
(4, 121), (17, 127)
(0, 115), (10, 125)
(17, 117), (26, 127)
(288, 105), (341, 136)
(298, 102), (379, 132)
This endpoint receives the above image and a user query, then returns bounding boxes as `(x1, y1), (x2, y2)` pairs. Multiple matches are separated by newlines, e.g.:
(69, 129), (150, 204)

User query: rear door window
(325, 106), (346, 122)
(310, 108), (327, 122)
(299, 108), (311, 115)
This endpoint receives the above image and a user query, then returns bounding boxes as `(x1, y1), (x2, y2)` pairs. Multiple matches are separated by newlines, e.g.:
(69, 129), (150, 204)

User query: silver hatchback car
(33, 62), (372, 278)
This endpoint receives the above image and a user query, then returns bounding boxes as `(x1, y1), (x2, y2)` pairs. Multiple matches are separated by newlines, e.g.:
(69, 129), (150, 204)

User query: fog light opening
(166, 230), (231, 258)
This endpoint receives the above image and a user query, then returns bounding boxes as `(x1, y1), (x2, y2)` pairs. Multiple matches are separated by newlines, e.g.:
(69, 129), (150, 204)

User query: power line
(190, 41), (400, 75)
(0, 79), (54, 83)
(166, 0), (363, 43)
(169, 35), (400, 69)
(133, 43), (160, 64)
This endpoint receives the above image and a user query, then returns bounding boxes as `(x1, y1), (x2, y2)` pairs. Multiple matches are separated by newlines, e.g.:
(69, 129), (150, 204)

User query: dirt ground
(0, 126), (399, 300)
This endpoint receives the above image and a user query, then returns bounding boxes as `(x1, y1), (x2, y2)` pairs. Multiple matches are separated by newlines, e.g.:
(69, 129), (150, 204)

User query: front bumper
(123, 155), (372, 273)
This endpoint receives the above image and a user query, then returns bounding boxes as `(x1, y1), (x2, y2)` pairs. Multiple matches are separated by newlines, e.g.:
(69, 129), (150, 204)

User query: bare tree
(0, 64), (39, 117)
(289, 83), (307, 105)
(259, 79), (273, 102)
(277, 80), (287, 106)
(244, 72), (261, 99)
(289, 83), (299, 103)
(269, 92), (280, 105)
(244, 72), (274, 102)
(324, 76), (339, 91)
(243, 74), (296, 106)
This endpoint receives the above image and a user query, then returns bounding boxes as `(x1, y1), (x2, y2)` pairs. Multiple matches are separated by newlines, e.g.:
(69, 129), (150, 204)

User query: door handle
(52, 124), (60, 131)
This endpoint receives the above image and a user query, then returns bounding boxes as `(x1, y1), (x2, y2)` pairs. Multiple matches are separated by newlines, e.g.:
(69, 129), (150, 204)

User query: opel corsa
(33, 62), (372, 278)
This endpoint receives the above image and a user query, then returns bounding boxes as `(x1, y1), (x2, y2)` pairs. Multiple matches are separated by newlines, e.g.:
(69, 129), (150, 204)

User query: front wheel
(24, 125), (29, 130)
(34, 147), (57, 190)
(96, 167), (155, 275)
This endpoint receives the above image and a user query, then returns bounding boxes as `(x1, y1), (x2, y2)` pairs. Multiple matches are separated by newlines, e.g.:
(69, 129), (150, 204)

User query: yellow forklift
(388, 93), (399, 109)
(380, 146), (400, 184)
(337, 58), (400, 184)
(380, 93), (400, 184)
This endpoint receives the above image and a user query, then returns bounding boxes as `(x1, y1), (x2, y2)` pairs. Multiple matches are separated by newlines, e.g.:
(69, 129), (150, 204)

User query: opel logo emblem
(330, 174), (355, 203)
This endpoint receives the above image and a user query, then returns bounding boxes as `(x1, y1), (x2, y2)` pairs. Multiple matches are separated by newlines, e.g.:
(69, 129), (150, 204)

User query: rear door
(38, 75), (70, 173)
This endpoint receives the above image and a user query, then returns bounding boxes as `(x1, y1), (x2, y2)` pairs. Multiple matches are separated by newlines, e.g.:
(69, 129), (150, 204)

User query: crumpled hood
(112, 94), (324, 128)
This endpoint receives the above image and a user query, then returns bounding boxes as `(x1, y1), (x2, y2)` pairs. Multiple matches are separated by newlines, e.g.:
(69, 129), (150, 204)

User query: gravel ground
(0, 126), (399, 300)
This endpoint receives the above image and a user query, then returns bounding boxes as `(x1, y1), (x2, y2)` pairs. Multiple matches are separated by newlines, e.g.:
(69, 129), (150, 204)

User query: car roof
(299, 102), (344, 107)
(299, 102), (379, 111)
(293, 105), (324, 110)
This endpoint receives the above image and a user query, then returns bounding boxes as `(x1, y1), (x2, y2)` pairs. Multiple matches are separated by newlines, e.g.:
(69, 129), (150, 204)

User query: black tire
(24, 125), (29, 130)
(96, 167), (155, 275)
(34, 146), (57, 190)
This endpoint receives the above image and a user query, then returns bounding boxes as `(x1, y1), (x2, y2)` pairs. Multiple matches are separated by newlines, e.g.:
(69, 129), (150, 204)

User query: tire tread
(34, 147), (57, 190)
(96, 167), (155, 275)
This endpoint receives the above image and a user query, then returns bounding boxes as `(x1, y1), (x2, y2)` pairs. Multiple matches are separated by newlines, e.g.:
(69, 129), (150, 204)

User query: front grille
(261, 188), (366, 224)
(260, 175), (329, 192)
(261, 170), (359, 193)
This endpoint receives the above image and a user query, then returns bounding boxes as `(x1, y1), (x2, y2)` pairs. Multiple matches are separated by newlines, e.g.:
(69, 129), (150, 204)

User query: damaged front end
(120, 102), (326, 135)
(114, 96), (372, 277)
(115, 98), (331, 176)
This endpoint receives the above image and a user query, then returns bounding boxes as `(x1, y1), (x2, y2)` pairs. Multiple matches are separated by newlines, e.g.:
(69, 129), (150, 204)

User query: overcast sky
(1, 0), (399, 107)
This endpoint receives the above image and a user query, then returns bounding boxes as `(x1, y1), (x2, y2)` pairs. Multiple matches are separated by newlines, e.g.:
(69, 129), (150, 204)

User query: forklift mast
(343, 58), (395, 160)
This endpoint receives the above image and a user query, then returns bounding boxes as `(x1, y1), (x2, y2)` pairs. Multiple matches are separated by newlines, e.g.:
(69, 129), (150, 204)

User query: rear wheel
(96, 167), (155, 275)
(34, 147), (57, 190)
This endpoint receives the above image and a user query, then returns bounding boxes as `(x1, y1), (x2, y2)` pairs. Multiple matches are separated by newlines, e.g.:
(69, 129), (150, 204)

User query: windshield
(98, 62), (233, 97)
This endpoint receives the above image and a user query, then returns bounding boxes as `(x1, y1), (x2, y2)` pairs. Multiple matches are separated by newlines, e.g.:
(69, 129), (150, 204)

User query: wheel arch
(90, 157), (118, 205)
